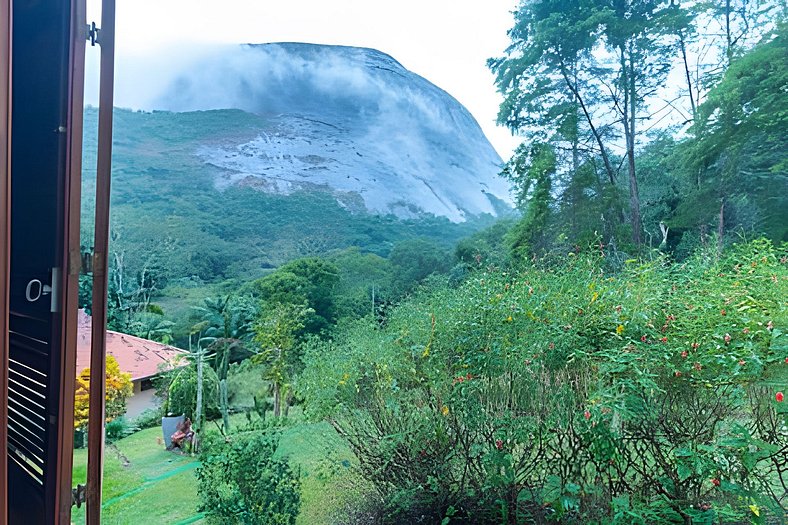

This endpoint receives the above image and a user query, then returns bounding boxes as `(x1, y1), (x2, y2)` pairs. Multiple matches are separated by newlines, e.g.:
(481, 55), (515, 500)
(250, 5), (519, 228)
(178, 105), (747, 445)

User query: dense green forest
(85, 1), (787, 524)
(78, 108), (504, 343)
(490, 0), (786, 257)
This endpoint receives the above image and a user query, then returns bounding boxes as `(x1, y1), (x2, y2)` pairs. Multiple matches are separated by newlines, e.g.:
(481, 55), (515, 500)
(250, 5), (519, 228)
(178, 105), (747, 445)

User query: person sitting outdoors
(169, 417), (195, 452)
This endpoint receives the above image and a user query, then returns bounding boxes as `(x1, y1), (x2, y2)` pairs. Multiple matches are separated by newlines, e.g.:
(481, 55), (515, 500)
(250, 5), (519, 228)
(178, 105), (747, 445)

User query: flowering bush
(74, 355), (133, 429)
(300, 240), (787, 523)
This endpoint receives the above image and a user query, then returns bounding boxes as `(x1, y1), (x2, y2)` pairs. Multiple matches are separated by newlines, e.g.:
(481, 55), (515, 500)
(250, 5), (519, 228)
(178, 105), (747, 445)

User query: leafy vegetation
(79, 106), (502, 346)
(74, 355), (133, 430)
(79, 2), (788, 524)
(299, 240), (787, 523)
(198, 429), (301, 525)
(490, 0), (786, 255)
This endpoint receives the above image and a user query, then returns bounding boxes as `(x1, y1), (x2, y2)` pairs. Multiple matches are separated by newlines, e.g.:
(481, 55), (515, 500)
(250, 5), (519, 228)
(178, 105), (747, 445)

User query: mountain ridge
(147, 42), (512, 221)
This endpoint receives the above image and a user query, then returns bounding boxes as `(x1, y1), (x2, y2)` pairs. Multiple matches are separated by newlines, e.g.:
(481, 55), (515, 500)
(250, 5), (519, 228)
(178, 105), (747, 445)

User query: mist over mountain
(148, 43), (512, 221)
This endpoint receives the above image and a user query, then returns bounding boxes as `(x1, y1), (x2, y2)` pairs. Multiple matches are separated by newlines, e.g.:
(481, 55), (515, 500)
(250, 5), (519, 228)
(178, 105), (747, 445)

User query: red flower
(681, 351), (688, 358)
(691, 342), (699, 350)
(641, 335), (648, 343)
(738, 360), (746, 366)
(694, 362), (702, 371)
(660, 337), (668, 343)
(724, 333), (731, 344)
(777, 392), (785, 403)
(742, 327), (750, 334)
(784, 357), (788, 364)
(666, 314), (676, 321)
(584, 410), (591, 420)
(721, 309), (726, 316)
(495, 439), (503, 450)
(549, 342), (555, 350)
(711, 478), (721, 487)
(466, 373), (473, 380)
(674, 371), (682, 377)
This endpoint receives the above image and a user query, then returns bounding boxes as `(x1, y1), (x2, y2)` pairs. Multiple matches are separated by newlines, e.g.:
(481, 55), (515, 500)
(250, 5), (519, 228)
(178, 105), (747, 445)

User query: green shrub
(105, 417), (137, 443)
(165, 363), (220, 420)
(197, 430), (301, 524)
(132, 407), (164, 430)
(300, 239), (788, 523)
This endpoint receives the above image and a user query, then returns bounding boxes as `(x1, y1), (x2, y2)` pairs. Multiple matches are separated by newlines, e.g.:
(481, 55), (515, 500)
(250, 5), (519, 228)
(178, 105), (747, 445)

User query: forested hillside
(79, 108), (506, 342)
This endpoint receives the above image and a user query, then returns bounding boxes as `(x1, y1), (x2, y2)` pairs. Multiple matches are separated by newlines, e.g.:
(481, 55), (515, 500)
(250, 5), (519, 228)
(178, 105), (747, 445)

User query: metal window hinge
(86, 21), (100, 46)
(71, 483), (87, 508)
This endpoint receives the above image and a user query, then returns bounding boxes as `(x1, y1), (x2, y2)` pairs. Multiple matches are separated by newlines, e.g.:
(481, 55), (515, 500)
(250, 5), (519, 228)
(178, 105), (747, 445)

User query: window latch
(86, 21), (100, 46)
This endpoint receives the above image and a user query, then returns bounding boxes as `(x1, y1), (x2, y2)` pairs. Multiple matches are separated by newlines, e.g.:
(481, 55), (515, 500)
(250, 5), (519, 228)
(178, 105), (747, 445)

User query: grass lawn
(277, 420), (371, 525)
(71, 426), (205, 525)
(69, 411), (367, 525)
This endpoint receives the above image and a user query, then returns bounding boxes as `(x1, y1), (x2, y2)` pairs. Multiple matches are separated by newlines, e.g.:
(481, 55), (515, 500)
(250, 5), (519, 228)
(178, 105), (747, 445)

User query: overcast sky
(85, 0), (522, 159)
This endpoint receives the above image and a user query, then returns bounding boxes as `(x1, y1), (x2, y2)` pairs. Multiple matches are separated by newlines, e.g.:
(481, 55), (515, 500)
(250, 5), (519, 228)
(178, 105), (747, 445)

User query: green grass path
(100, 461), (200, 508)
(72, 427), (204, 524)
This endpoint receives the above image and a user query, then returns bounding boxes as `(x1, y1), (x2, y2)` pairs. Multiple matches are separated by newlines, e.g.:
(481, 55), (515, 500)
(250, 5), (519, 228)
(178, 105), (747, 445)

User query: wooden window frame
(0, 1), (11, 523)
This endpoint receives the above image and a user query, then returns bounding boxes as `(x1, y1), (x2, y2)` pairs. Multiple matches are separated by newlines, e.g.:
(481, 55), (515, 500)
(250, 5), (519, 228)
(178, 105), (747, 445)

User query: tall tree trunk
(218, 344), (230, 432)
(621, 46), (642, 246)
(219, 379), (230, 431)
(670, 0), (697, 118)
(699, 224), (709, 249)
(195, 343), (204, 431)
(559, 63), (617, 185)
(571, 71), (580, 174)
(283, 389), (293, 418)
(273, 381), (281, 418)
(678, 31), (697, 119)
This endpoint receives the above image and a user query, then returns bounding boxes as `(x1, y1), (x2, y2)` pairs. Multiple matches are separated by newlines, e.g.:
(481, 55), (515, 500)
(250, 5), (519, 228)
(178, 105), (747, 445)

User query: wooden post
(0, 0), (11, 522)
(55, 0), (88, 522)
(86, 0), (116, 523)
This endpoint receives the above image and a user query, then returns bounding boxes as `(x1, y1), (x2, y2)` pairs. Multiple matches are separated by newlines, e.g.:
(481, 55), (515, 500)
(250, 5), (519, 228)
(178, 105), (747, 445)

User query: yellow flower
(749, 505), (760, 517)
(441, 406), (450, 416)
(616, 325), (625, 335)
(506, 316), (513, 322)
(591, 292), (599, 303)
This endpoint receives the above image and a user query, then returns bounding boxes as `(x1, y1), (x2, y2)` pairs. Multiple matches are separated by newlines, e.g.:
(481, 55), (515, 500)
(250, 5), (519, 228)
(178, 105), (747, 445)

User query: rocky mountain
(149, 43), (512, 222)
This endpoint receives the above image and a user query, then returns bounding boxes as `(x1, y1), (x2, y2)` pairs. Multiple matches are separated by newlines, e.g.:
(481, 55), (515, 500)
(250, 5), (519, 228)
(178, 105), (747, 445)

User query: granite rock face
(155, 43), (511, 221)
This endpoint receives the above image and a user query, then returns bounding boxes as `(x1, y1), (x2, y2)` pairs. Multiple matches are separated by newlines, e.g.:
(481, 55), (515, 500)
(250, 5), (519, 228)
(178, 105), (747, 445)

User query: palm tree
(194, 295), (255, 431)
(166, 328), (215, 433)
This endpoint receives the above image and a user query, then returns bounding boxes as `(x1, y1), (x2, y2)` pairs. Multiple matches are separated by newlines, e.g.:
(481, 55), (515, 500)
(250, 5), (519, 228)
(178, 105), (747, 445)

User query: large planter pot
(161, 415), (184, 449)
(73, 428), (86, 449)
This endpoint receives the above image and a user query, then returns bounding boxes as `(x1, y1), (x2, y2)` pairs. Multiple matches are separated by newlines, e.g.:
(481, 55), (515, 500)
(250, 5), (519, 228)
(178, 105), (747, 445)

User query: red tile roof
(76, 310), (186, 381)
